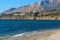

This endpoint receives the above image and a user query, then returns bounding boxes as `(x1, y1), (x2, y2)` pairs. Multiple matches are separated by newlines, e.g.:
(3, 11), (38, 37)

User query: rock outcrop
(41, 0), (60, 11)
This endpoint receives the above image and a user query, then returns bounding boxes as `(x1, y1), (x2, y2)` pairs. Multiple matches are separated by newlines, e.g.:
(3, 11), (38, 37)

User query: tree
(34, 12), (39, 20)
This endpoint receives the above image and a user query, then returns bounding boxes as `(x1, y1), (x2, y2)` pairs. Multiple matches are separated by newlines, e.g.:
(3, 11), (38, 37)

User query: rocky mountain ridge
(3, 2), (42, 14)
(2, 0), (60, 14)
(1, 0), (60, 20)
(41, 0), (60, 11)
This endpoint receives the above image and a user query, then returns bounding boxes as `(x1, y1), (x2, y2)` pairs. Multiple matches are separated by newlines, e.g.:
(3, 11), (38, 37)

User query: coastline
(4, 29), (60, 40)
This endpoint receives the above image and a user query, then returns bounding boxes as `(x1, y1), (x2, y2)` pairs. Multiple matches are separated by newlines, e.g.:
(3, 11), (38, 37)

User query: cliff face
(41, 0), (60, 11)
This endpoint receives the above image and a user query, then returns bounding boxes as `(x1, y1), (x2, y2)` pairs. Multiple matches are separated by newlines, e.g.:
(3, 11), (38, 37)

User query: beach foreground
(3, 29), (60, 40)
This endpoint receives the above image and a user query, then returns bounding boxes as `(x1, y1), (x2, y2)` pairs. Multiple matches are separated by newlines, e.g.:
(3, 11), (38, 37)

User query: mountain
(2, 0), (60, 14)
(41, 0), (60, 11)
(3, 7), (16, 14)
(3, 2), (42, 14)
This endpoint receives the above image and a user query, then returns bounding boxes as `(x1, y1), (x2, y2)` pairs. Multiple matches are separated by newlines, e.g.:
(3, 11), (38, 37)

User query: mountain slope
(3, 2), (42, 14)
(3, 0), (60, 14)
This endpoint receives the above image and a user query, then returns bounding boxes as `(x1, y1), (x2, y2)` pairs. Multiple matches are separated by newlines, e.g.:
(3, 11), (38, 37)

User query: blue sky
(0, 0), (42, 13)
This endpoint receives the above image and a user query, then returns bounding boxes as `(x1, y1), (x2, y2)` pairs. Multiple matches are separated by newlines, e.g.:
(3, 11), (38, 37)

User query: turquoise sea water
(0, 20), (60, 36)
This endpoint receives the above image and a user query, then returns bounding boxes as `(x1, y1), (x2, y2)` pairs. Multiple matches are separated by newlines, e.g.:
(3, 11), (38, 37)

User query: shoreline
(5, 29), (60, 40)
(0, 29), (60, 40)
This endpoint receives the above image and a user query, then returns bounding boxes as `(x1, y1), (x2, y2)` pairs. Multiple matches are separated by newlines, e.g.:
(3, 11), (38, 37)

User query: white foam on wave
(11, 31), (41, 38)
(11, 33), (25, 38)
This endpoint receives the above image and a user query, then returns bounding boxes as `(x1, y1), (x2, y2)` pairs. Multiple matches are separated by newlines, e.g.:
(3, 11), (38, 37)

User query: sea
(0, 20), (60, 36)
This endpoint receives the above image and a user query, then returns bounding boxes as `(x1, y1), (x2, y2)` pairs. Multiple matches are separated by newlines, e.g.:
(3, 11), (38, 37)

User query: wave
(10, 29), (60, 38)
(10, 31), (42, 38)
(11, 33), (25, 38)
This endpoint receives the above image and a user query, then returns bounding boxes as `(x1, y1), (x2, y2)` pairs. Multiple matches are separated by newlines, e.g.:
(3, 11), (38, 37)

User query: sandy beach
(3, 29), (60, 40)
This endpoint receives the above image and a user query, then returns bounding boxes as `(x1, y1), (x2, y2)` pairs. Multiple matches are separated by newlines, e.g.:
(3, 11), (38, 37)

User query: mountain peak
(3, 2), (41, 14)
(3, 0), (60, 14)
(41, 0), (60, 11)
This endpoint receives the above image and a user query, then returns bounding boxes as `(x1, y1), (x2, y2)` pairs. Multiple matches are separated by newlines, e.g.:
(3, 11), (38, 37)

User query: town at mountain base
(1, 0), (60, 20)
(1, 10), (60, 20)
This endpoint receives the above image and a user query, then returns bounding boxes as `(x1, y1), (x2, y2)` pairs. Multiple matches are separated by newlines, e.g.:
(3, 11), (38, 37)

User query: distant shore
(1, 9), (60, 20)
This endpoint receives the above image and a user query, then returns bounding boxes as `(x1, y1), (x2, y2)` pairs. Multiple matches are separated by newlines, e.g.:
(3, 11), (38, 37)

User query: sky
(0, 0), (42, 13)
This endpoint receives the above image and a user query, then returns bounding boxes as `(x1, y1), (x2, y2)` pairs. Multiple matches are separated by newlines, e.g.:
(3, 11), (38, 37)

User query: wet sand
(5, 29), (60, 40)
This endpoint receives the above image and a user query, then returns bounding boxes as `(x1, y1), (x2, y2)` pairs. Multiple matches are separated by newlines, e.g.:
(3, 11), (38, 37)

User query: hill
(1, 0), (60, 20)
(2, 2), (42, 14)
